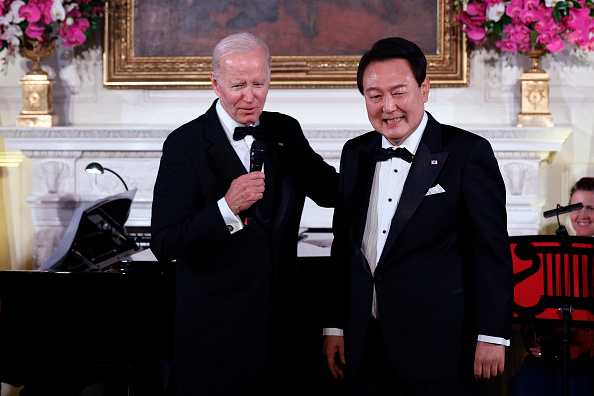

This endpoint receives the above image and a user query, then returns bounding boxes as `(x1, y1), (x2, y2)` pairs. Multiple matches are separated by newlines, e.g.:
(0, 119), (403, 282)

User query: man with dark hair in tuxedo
(323, 37), (514, 395)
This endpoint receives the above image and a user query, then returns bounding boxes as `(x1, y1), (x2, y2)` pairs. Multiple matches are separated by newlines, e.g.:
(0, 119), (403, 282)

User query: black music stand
(512, 234), (594, 396)
(38, 189), (143, 272)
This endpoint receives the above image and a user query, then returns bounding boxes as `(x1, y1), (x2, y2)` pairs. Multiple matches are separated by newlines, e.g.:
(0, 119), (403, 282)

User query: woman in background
(569, 177), (594, 238)
(511, 177), (594, 396)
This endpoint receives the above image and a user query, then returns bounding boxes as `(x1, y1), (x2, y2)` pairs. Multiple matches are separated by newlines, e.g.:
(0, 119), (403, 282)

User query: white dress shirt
(215, 100), (260, 234)
(362, 113), (426, 319)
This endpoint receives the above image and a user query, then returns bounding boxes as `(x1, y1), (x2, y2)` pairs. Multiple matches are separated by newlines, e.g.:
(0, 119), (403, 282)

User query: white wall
(1, 40), (592, 396)
(1, 44), (594, 235)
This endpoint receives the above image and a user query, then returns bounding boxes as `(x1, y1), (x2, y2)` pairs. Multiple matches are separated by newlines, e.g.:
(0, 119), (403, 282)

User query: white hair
(212, 33), (271, 79)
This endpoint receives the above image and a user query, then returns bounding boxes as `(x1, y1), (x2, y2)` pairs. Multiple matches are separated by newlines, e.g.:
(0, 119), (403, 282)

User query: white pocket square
(426, 184), (446, 196)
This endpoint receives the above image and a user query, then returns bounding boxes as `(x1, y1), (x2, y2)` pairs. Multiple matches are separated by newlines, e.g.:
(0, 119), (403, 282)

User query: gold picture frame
(103, 0), (468, 89)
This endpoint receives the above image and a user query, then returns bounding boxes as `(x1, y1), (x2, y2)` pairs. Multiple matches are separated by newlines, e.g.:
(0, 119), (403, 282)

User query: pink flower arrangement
(456, 0), (594, 54)
(0, 0), (104, 56)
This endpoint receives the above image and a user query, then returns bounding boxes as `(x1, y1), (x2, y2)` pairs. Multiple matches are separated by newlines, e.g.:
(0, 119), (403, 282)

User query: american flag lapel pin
(431, 159), (438, 165)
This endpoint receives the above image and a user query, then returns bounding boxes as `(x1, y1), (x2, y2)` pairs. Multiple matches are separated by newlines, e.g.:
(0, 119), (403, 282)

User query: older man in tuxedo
(323, 37), (514, 395)
(151, 32), (337, 395)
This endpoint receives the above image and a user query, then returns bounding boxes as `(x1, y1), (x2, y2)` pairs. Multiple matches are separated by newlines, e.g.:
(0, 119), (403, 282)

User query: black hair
(356, 37), (427, 94)
(569, 177), (594, 203)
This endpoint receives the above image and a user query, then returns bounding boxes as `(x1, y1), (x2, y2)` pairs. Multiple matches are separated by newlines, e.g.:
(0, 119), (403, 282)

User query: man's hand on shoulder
(474, 341), (505, 380)
(225, 172), (266, 214)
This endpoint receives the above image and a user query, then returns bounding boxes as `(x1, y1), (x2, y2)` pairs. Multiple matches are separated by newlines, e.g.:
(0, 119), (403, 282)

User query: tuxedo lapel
(378, 116), (449, 265)
(203, 103), (246, 183)
(266, 143), (290, 234)
(250, 112), (289, 234)
(348, 135), (381, 270)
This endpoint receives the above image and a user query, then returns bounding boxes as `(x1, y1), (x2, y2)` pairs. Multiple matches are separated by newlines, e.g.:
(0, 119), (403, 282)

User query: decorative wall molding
(79, 151), (164, 159)
(0, 125), (572, 268)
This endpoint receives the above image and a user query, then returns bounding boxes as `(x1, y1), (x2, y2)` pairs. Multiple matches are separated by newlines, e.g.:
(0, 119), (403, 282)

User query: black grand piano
(0, 191), (338, 396)
(0, 191), (174, 396)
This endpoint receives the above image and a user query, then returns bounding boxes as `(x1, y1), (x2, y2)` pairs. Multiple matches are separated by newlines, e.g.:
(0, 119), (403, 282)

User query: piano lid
(38, 189), (143, 272)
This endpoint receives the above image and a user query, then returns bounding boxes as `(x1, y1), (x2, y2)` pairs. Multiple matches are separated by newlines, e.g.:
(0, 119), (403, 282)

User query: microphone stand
(541, 202), (583, 396)
(554, 204), (571, 249)
(560, 304), (572, 396)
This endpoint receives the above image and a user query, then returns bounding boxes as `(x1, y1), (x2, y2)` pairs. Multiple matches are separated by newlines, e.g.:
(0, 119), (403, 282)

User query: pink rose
(496, 40), (519, 54)
(566, 7), (591, 31)
(59, 19), (90, 47)
(545, 36), (565, 52)
(519, 8), (538, 24)
(24, 23), (46, 40)
(19, 4), (42, 23)
(466, 3), (483, 16)
(566, 30), (590, 47)
(506, 2), (523, 22)
(581, 38), (594, 51)
(466, 26), (487, 41)
(61, 28), (86, 47)
(503, 22), (532, 52)
(525, 0), (541, 9)
(75, 18), (90, 31)
(36, 0), (54, 25)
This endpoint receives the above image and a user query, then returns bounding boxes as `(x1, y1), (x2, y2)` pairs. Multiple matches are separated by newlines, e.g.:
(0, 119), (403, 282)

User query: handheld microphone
(244, 140), (267, 226)
(250, 140), (267, 172)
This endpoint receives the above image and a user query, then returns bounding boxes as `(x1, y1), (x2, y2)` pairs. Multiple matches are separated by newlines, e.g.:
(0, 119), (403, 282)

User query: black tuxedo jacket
(326, 112), (513, 382)
(151, 100), (337, 386)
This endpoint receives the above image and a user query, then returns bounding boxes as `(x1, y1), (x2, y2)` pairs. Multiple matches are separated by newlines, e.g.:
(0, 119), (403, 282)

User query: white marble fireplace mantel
(0, 125), (572, 268)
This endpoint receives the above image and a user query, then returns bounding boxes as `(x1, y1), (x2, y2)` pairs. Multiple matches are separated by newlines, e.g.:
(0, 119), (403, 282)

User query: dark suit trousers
(174, 324), (312, 396)
(352, 317), (480, 396)
(174, 321), (292, 396)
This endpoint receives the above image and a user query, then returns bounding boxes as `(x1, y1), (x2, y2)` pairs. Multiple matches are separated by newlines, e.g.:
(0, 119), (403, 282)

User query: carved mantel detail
(0, 125), (572, 268)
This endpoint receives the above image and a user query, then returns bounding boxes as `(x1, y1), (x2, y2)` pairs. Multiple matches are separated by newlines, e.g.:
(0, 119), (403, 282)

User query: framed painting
(104, 0), (468, 89)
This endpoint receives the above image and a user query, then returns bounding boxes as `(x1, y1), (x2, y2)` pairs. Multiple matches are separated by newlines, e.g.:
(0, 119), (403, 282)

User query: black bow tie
(372, 147), (414, 163)
(233, 126), (269, 141)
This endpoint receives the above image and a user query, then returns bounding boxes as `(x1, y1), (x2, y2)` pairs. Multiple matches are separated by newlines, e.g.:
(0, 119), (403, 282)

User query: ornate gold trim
(16, 35), (59, 127)
(104, 0), (468, 89)
(516, 49), (554, 127)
